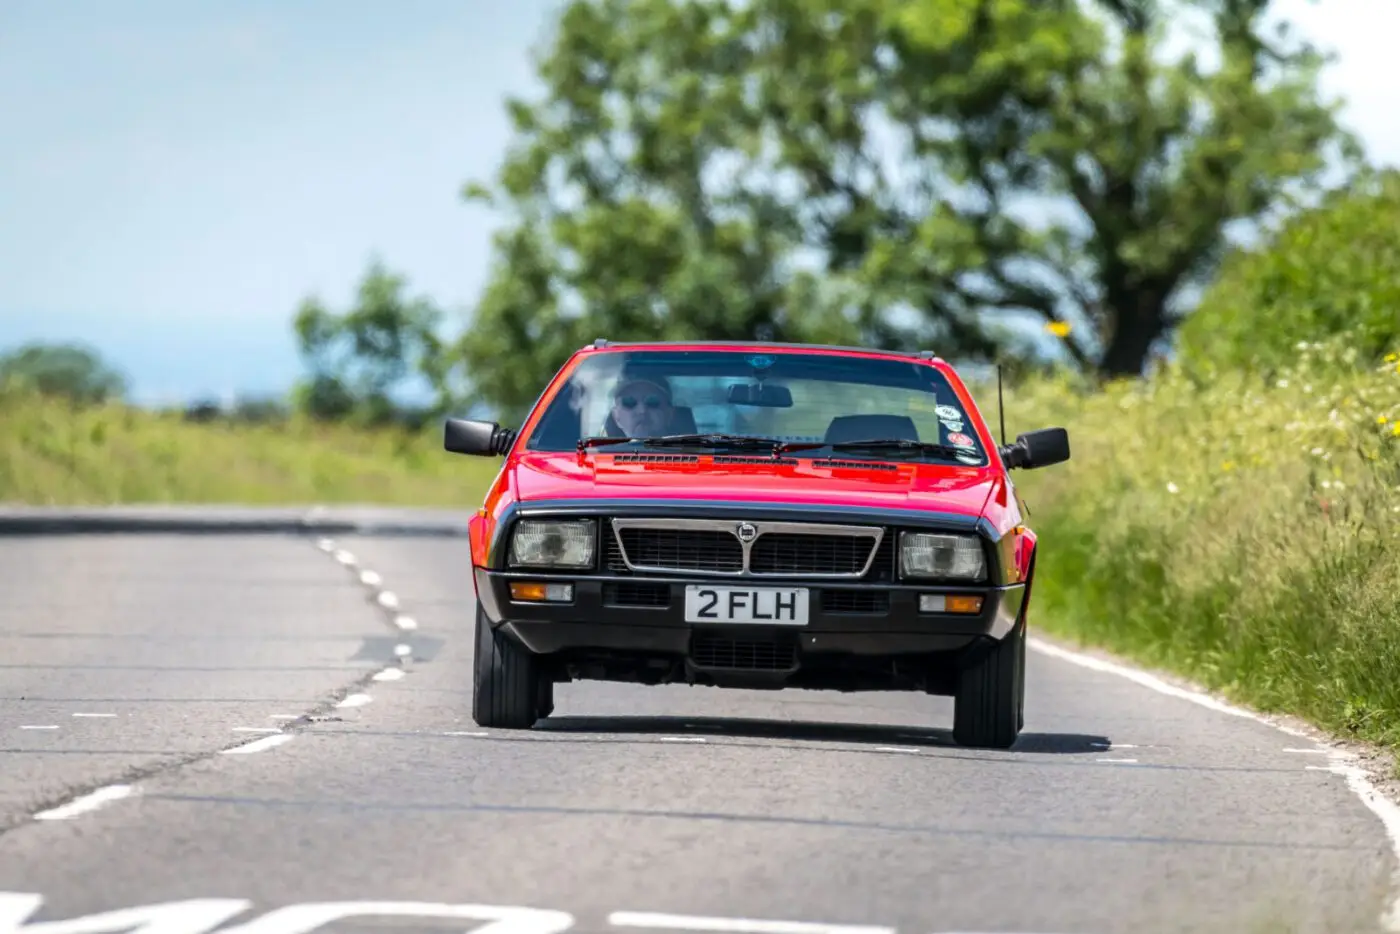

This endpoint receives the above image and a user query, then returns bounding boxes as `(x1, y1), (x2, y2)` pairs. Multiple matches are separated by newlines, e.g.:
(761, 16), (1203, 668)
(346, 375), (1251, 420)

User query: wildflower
(1386, 352), (1399, 364)
(1166, 482), (1179, 494)
(1045, 320), (1071, 338)
(1380, 415), (1390, 425)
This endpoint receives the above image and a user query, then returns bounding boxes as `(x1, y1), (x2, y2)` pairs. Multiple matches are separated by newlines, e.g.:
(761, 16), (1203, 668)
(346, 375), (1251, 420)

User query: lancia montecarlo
(444, 340), (1070, 749)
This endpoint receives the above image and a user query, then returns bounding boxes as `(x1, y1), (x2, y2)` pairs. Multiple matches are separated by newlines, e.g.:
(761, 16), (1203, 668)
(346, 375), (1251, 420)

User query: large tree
(460, 0), (1354, 418)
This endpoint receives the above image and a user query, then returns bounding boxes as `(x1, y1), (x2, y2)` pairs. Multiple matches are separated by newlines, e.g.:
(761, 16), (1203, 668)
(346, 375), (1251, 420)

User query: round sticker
(947, 432), (975, 448)
(935, 405), (961, 421)
(940, 420), (964, 433)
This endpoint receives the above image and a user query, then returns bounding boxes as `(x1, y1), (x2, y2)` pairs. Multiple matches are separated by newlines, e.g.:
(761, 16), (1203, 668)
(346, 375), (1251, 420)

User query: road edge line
(1028, 632), (1400, 933)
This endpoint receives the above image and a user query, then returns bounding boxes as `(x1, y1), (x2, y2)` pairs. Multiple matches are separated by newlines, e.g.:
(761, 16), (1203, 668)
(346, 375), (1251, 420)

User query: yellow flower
(1386, 352), (1399, 364)
(1380, 415), (1390, 425)
(1045, 320), (1071, 338)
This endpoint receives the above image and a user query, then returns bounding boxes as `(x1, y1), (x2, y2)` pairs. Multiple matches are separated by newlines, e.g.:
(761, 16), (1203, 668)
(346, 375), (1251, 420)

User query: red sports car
(444, 340), (1070, 748)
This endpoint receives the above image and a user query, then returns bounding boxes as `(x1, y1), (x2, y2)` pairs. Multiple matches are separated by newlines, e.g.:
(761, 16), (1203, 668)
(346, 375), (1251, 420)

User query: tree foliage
(291, 259), (453, 425)
(457, 0), (1355, 419)
(0, 342), (127, 405)
(1176, 167), (1400, 375)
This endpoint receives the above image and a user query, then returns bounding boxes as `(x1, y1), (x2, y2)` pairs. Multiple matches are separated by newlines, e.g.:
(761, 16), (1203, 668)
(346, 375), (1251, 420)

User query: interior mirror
(727, 382), (793, 407)
(444, 417), (517, 456)
(999, 427), (1070, 470)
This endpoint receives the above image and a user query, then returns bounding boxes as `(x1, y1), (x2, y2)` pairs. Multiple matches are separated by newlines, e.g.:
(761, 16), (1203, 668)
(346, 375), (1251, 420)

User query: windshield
(524, 349), (987, 466)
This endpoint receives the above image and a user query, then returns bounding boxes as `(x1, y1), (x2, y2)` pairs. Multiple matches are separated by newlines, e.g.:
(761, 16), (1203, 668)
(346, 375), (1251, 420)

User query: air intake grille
(689, 634), (798, 671)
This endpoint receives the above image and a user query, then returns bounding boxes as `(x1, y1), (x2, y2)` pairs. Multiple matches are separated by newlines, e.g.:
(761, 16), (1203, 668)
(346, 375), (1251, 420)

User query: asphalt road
(0, 513), (1396, 934)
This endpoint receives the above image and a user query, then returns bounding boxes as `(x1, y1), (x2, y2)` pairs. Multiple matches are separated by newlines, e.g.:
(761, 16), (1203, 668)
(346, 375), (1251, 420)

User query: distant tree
(456, 0), (1356, 418)
(1177, 167), (1400, 375)
(291, 258), (453, 424)
(0, 341), (127, 405)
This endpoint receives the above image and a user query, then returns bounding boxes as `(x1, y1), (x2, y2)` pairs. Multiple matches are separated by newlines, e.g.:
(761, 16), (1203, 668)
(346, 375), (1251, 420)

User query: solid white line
(874, 746), (921, 754)
(658, 736), (707, 744)
(608, 912), (894, 934)
(269, 714), (298, 720)
(1029, 634), (1400, 932)
(372, 667), (406, 681)
(336, 693), (372, 708)
(444, 731), (489, 737)
(33, 784), (134, 821)
(222, 734), (293, 755)
(232, 727), (280, 734)
(19, 725), (58, 730)
(1096, 758), (1139, 764)
(71, 712), (116, 718)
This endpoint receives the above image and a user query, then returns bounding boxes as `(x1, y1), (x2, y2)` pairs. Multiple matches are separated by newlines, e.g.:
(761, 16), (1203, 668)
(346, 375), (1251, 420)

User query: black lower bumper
(474, 567), (1025, 660)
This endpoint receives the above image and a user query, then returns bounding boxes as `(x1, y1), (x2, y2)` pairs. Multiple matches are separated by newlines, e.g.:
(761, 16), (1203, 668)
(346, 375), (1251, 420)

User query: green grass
(1002, 338), (1400, 761)
(0, 391), (501, 508)
(6, 342), (1400, 767)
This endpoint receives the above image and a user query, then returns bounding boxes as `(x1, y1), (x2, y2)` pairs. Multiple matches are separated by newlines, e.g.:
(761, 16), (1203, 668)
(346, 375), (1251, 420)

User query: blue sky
(2, 0), (1397, 406)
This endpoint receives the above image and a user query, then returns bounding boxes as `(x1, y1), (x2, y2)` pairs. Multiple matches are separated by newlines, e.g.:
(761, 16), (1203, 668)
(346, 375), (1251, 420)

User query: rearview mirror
(444, 417), (517, 457)
(727, 382), (793, 407)
(999, 427), (1070, 470)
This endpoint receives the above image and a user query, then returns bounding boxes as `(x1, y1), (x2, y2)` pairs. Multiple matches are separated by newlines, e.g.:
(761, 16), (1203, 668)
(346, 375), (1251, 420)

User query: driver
(605, 372), (678, 437)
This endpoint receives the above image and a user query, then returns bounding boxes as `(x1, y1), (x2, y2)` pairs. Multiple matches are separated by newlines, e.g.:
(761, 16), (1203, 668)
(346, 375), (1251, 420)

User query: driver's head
(610, 374), (674, 437)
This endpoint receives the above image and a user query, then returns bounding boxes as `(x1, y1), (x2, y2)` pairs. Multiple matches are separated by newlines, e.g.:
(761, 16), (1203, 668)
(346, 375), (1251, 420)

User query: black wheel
(536, 677), (555, 719)
(952, 620), (1025, 749)
(472, 606), (542, 729)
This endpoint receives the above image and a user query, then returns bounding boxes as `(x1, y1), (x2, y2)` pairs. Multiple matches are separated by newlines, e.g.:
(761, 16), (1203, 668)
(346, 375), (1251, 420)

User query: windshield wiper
(778, 437), (980, 460)
(578, 433), (786, 454)
(635, 433), (785, 452)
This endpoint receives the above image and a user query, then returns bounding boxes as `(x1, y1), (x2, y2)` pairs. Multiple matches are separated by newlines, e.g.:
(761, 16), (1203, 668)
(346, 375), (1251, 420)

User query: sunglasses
(617, 394), (666, 410)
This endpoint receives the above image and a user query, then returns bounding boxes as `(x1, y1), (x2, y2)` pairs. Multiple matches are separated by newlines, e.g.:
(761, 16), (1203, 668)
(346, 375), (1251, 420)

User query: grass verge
(0, 392), (500, 507)
(1004, 338), (1400, 762)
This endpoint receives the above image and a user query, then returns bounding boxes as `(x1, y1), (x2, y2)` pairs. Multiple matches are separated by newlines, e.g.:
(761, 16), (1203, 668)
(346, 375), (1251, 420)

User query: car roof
(580, 339), (946, 364)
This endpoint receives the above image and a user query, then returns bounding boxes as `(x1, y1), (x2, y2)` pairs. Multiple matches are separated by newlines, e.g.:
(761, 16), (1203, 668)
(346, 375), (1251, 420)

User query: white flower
(1166, 482), (1180, 494)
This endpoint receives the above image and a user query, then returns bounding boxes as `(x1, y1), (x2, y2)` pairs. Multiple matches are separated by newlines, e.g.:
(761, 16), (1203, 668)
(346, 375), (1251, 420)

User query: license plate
(683, 585), (809, 625)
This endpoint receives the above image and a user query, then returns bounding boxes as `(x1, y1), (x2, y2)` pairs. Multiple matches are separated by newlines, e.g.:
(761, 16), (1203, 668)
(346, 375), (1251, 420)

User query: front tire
(472, 606), (542, 729)
(952, 620), (1025, 749)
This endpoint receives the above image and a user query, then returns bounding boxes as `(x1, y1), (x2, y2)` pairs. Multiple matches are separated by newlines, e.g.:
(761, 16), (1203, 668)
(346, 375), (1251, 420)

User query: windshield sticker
(939, 420), (964, 433)
(935, 405), (961, 421)
(947, 432), (975, 448)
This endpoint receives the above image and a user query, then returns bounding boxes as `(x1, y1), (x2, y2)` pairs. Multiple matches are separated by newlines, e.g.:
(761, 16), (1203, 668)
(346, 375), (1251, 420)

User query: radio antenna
(997, 362), (1007, 447)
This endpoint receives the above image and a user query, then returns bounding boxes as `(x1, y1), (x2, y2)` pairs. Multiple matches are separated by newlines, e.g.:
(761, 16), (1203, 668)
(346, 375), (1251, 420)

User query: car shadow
(534, 714), (1108, 754)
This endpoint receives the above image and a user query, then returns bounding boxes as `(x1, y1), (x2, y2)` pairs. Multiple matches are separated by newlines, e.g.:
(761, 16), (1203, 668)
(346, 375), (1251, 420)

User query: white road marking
(874, 746), (920, 754)
(444, 731), (489, 737)
(1029, 634), (1400, 932)
(376, 591), (400, 610)
(393, 615), (418, 631)
(32, 785), (135, 821)
(269, 714), (297, 721)
(335, 694), (372, 709)
(658, 736), (707, 744)
(221, 734), (293, 755)
(1096, 758), (1139, 764)
(1090, 741), (1140, 749)
(333, 549), (356, 566)
(371, 667), (405, 682)
(609, 912), (894, 934)
(18, 725), (58, 731)
(71, 713), (116, 719)
(358, 570), (382, 587)
(394, 643), (412, 657)
(219, 901), (575, 934)
(1285, 747), (1329, 755)
(316, 537), (335, 552)
(232, 727), (281, 734)
(0, 891), (251, 933)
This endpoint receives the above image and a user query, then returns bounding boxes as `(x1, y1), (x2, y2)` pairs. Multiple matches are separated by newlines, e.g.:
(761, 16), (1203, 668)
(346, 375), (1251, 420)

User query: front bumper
(475, 567), (1025, 658)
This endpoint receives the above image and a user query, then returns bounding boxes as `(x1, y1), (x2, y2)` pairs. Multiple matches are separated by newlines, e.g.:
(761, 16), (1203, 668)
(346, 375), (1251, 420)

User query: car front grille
(689, 633), (798, 671)
(606, 518), (886, 579)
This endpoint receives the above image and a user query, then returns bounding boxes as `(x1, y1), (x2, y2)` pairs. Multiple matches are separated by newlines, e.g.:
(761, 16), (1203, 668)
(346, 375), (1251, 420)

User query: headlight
(899, 531), (986, 580)
(508, 519), (596, 569)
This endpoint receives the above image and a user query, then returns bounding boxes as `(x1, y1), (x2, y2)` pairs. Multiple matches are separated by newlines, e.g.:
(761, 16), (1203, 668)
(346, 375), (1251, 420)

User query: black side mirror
(444, 418), (517, 456)
(999, 427), (1070, 470)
